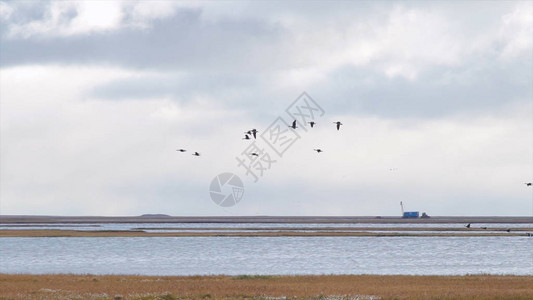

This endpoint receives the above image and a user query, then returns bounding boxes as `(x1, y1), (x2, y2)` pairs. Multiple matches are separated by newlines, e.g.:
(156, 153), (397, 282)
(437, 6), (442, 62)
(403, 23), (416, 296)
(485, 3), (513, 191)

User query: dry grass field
(1, 274), (532, 299)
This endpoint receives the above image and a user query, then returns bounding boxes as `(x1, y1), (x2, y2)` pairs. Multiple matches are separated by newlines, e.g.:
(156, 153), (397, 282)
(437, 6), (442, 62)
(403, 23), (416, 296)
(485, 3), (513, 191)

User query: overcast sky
(1, 0), (532, 216)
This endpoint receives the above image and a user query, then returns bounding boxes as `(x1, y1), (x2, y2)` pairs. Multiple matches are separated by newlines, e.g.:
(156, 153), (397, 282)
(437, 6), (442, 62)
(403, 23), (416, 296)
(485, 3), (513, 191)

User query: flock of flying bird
(176, 120), (343, 156)
(176, 121), (533, 191)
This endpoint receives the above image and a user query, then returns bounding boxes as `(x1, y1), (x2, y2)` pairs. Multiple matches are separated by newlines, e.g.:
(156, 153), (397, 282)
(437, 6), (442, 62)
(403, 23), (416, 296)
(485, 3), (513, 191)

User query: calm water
(1, 236), (532, 275)
(3, 222), (533, 231)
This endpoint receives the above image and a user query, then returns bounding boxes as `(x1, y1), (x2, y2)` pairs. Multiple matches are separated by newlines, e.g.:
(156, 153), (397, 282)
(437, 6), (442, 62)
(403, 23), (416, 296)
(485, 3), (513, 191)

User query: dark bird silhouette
(289, 120), (297, 129)
(506, 228), (511, 233)
(243, 134), (250, 140)
(333, 121), (343, 130)
(251, 129), (258, 139)
(313, 149), (323, 153)
(250, 153), (259, 156)
(308, 121), (316, 128)
(176, 149), (186, 152)
(525, 182), (532, 186)
(192, 152), (200, 156)
(481, 227), (487, 230)
(465, 223), (471, 228)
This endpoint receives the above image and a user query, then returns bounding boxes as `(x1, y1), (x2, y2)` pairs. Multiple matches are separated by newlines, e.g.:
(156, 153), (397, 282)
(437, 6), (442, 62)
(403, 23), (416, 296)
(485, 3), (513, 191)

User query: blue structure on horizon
(402, 211), (420, 218)
(400, 201), (419, 218)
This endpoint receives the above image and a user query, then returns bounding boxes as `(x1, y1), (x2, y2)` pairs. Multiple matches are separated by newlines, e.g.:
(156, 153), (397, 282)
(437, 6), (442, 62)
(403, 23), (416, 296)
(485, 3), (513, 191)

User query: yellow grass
(0, 229), (529, 237)
(0, 274), (532, 299)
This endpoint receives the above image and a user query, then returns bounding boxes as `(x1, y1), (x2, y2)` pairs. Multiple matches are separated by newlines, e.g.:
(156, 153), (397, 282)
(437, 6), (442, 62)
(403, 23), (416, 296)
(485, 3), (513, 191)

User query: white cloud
(0, 1), (13, 21)
(70, 1), (123, 33)
(128, 1), (180, 25)
(384, 64), (417, 80)
(4, 1), (182, 38)
(284, 5), (491, 80)
(261, 3), (531, 80)
(499, 1), (533, 60)
(6, 1), (124, 38)
(1, 1), (220, 39)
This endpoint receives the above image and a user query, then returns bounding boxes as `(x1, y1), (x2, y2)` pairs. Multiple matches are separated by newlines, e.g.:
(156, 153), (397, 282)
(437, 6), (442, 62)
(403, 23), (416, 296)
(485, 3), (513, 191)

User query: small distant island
(139, 214), (171, 218)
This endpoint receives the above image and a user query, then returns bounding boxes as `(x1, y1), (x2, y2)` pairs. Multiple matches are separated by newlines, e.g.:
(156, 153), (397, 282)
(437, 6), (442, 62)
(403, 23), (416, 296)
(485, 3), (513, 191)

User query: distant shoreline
(1, 215), (532, 224)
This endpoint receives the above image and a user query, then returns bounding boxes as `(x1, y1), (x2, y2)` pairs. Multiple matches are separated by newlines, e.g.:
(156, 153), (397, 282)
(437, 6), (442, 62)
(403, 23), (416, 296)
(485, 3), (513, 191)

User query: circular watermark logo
(209, 172), (244, 207)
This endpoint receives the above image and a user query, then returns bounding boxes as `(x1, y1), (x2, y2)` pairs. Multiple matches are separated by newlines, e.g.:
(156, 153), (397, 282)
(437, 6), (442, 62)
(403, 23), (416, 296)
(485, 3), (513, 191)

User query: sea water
(1, 235), (531, 275)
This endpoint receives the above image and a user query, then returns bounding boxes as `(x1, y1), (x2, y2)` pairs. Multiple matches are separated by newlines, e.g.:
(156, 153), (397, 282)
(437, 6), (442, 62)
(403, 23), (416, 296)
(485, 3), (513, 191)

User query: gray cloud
(1, 7), (284, 72)
(315, 61), (532, 118)
(1, 1), (51, 25)
(90, 72), (261, 101)
(89, 58), (531, 120)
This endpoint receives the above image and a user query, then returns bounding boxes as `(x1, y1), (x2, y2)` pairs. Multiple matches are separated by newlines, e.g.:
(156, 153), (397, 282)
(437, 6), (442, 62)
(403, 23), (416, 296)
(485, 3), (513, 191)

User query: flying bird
(289, 120), (297, 129)
(465, 223), (471, 228)
(176, 149), (186, 152)
(251, 129), (258, 139)
(333, 121), (343, 131)
(313, 149), (323, 153)
(192, 152), (200, 156)
(525, 182), (532, 186)
(308, 121), (316, 128)
(250, 153), (259, 156)
(243, 134), (251, 140)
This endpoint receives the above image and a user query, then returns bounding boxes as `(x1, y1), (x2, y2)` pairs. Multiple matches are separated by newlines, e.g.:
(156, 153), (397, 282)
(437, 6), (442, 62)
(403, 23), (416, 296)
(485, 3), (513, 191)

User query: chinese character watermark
(236, 91), (325, 183)
(285, 92), (325, 132)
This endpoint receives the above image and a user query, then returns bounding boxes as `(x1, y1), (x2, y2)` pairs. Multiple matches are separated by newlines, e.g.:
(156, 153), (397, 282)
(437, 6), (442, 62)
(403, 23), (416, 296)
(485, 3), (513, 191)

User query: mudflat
(1, 215), (532, 224)
(1, 228), (531, 237)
